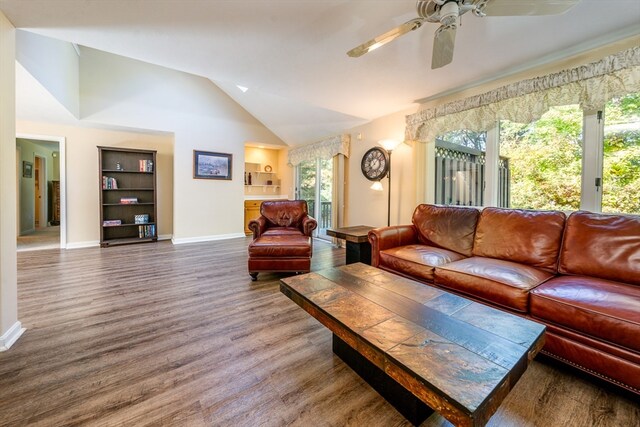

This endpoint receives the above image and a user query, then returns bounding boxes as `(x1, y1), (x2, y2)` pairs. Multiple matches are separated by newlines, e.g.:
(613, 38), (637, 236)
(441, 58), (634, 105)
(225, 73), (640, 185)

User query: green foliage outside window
(500, 105), (583, 211)
(297, 159), (333, 203)
(602, 94), (640, 214)
(500, 93), (640, 214)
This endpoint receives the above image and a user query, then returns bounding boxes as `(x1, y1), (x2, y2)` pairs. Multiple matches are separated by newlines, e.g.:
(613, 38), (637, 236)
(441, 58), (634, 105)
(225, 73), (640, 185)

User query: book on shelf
(138, 224), (156, 238)
(134, 214), (149, 224)
(120, 197), (139, 204)
(103, 219), (122, 227)
(102, 176), (118, 189)
(139, 159), (154, 172)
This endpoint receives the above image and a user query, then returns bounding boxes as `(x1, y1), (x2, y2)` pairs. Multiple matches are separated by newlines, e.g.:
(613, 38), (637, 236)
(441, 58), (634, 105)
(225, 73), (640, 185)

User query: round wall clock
(264, 165), (272, 172)
(361, 147), (389, 181)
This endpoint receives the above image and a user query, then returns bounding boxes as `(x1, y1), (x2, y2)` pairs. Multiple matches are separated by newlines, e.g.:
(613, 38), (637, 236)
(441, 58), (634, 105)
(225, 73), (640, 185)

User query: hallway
(17, 226), (59, 251)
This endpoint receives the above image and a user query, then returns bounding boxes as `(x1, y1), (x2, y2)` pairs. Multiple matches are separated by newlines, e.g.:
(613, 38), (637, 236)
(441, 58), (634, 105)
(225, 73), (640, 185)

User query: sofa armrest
(302, 215), (318, 237)
(248, 216), (268, 239)
(368, 225), (419, 267)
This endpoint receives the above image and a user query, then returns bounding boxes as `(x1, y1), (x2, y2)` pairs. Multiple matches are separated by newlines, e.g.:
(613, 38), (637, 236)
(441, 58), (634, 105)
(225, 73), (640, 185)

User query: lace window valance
(406, 46), (640, 143)
(288, 134), (351, 166)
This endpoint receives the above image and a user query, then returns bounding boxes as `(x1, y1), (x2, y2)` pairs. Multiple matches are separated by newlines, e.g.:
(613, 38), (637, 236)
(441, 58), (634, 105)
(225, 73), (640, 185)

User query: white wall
(78, 47), (284, 242)
(0, 10), (21, 350)
(344, 109), (416, 227)
(16, 121), (174, 247)
(16, 30), (79, 118)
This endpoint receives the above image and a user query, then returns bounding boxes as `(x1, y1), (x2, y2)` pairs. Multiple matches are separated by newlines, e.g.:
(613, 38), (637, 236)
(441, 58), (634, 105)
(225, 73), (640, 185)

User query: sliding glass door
(296, 158), (333, 239)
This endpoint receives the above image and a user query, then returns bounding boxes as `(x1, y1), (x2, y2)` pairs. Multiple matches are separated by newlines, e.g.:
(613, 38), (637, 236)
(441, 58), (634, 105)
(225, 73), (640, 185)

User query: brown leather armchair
(248, 200), (317, 238)
(247, 200), (317, 281)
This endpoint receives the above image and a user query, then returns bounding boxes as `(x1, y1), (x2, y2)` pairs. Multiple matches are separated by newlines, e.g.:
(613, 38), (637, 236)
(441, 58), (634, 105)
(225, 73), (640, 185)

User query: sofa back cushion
(412, 204), (479, 257)
(261, 200), (308, 228)
(472, 207), (566, 272)
(559, 211), (640, 285)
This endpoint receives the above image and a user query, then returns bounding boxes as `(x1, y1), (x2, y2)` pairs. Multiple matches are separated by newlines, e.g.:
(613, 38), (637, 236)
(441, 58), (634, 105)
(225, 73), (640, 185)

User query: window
(603, 93), (640, 214)
(499, 105), (583, 211)
(435, 130), (511, 207)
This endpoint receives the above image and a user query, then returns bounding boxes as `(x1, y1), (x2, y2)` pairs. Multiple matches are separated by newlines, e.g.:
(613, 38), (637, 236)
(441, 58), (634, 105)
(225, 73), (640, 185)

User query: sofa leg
(249, 272), (258, 281)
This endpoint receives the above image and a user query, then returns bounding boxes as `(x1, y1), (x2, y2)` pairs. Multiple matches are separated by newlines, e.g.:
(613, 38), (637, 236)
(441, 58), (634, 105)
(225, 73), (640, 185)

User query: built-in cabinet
(99, 146), (158, 247)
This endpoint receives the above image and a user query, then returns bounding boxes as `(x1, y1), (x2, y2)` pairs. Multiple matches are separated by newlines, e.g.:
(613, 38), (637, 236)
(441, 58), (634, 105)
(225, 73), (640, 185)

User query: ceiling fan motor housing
(418, 0), (473, 25)
(439, 1), (460, 26)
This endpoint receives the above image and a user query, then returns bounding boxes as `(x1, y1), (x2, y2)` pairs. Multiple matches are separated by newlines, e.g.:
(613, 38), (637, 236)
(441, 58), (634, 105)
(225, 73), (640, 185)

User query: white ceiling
(2, 0), (639, 146)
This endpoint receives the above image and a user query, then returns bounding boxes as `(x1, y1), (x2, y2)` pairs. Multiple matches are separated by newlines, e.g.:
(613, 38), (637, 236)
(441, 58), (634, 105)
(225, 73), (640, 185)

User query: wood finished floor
(1, 238), (638, 427)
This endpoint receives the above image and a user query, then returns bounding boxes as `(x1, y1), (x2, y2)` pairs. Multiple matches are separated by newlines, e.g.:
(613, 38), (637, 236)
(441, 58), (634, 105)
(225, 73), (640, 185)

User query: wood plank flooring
(0, 238), (638, 426)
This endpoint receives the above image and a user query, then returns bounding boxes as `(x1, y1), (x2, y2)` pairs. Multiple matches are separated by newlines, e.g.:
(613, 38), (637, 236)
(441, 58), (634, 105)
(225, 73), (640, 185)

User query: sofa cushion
(412, 204), (479, 257)
(380, 244), (467, 283)
(472, 207), (566, 272)
(530, 275), (640, 352)
(435, 257), (554, 312)
(248, 235), (311, 258)
(559, 211), (640, 286)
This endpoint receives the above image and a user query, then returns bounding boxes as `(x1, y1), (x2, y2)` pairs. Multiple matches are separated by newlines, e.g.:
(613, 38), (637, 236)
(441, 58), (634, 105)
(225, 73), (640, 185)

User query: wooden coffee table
(280, 263), (545, 427)
(326, 225), (376, 265)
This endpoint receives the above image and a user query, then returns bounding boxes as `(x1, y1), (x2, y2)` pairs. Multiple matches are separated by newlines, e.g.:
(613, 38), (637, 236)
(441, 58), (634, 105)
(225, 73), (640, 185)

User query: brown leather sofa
(369, 204), (640, 394)
(247, 200), (317, 281)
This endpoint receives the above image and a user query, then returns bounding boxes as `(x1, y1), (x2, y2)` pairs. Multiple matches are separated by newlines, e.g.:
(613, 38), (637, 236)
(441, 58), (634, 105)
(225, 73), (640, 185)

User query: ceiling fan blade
(481, 0), (581, 16)
(432, 25), (456, 69)
(347, 18), (423, 57)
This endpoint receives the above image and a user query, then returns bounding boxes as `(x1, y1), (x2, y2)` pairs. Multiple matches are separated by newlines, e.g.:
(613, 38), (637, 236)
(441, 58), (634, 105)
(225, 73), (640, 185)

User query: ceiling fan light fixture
(347, 18), (423, 57)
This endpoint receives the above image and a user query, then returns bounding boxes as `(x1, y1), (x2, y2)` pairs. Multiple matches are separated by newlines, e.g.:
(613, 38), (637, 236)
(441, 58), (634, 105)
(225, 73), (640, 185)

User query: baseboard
(0, 321), (25, 352)
(158, 234), (172, 241)
(65, 240), (100, 249)
(172, 232), (246, 245)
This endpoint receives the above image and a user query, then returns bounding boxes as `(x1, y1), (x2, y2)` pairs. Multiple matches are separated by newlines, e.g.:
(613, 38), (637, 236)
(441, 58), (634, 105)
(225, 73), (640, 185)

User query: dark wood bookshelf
(99, 146), (158, 247)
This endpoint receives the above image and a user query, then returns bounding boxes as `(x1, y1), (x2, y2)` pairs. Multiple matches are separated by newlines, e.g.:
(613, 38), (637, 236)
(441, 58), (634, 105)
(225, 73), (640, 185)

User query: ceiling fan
(347, 0), (581, 69)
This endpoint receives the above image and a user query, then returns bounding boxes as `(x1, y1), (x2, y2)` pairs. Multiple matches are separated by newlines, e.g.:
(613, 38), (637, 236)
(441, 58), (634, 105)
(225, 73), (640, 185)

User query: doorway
(16, 134), (66, 251)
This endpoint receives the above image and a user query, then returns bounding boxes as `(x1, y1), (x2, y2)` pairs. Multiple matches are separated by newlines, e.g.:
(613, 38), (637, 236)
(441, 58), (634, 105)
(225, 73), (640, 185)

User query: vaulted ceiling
(1, 0), (639, 145)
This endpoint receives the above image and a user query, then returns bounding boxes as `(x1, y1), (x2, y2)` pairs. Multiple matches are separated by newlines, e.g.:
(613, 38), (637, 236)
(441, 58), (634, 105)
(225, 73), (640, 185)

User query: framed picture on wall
(193, 150), (232, 180)
(23, 161), (33, 178)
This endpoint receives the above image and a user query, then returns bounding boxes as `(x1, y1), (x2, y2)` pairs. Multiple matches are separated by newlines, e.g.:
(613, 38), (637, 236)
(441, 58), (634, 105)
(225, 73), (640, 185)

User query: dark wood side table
(326, 225), (376, 265)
